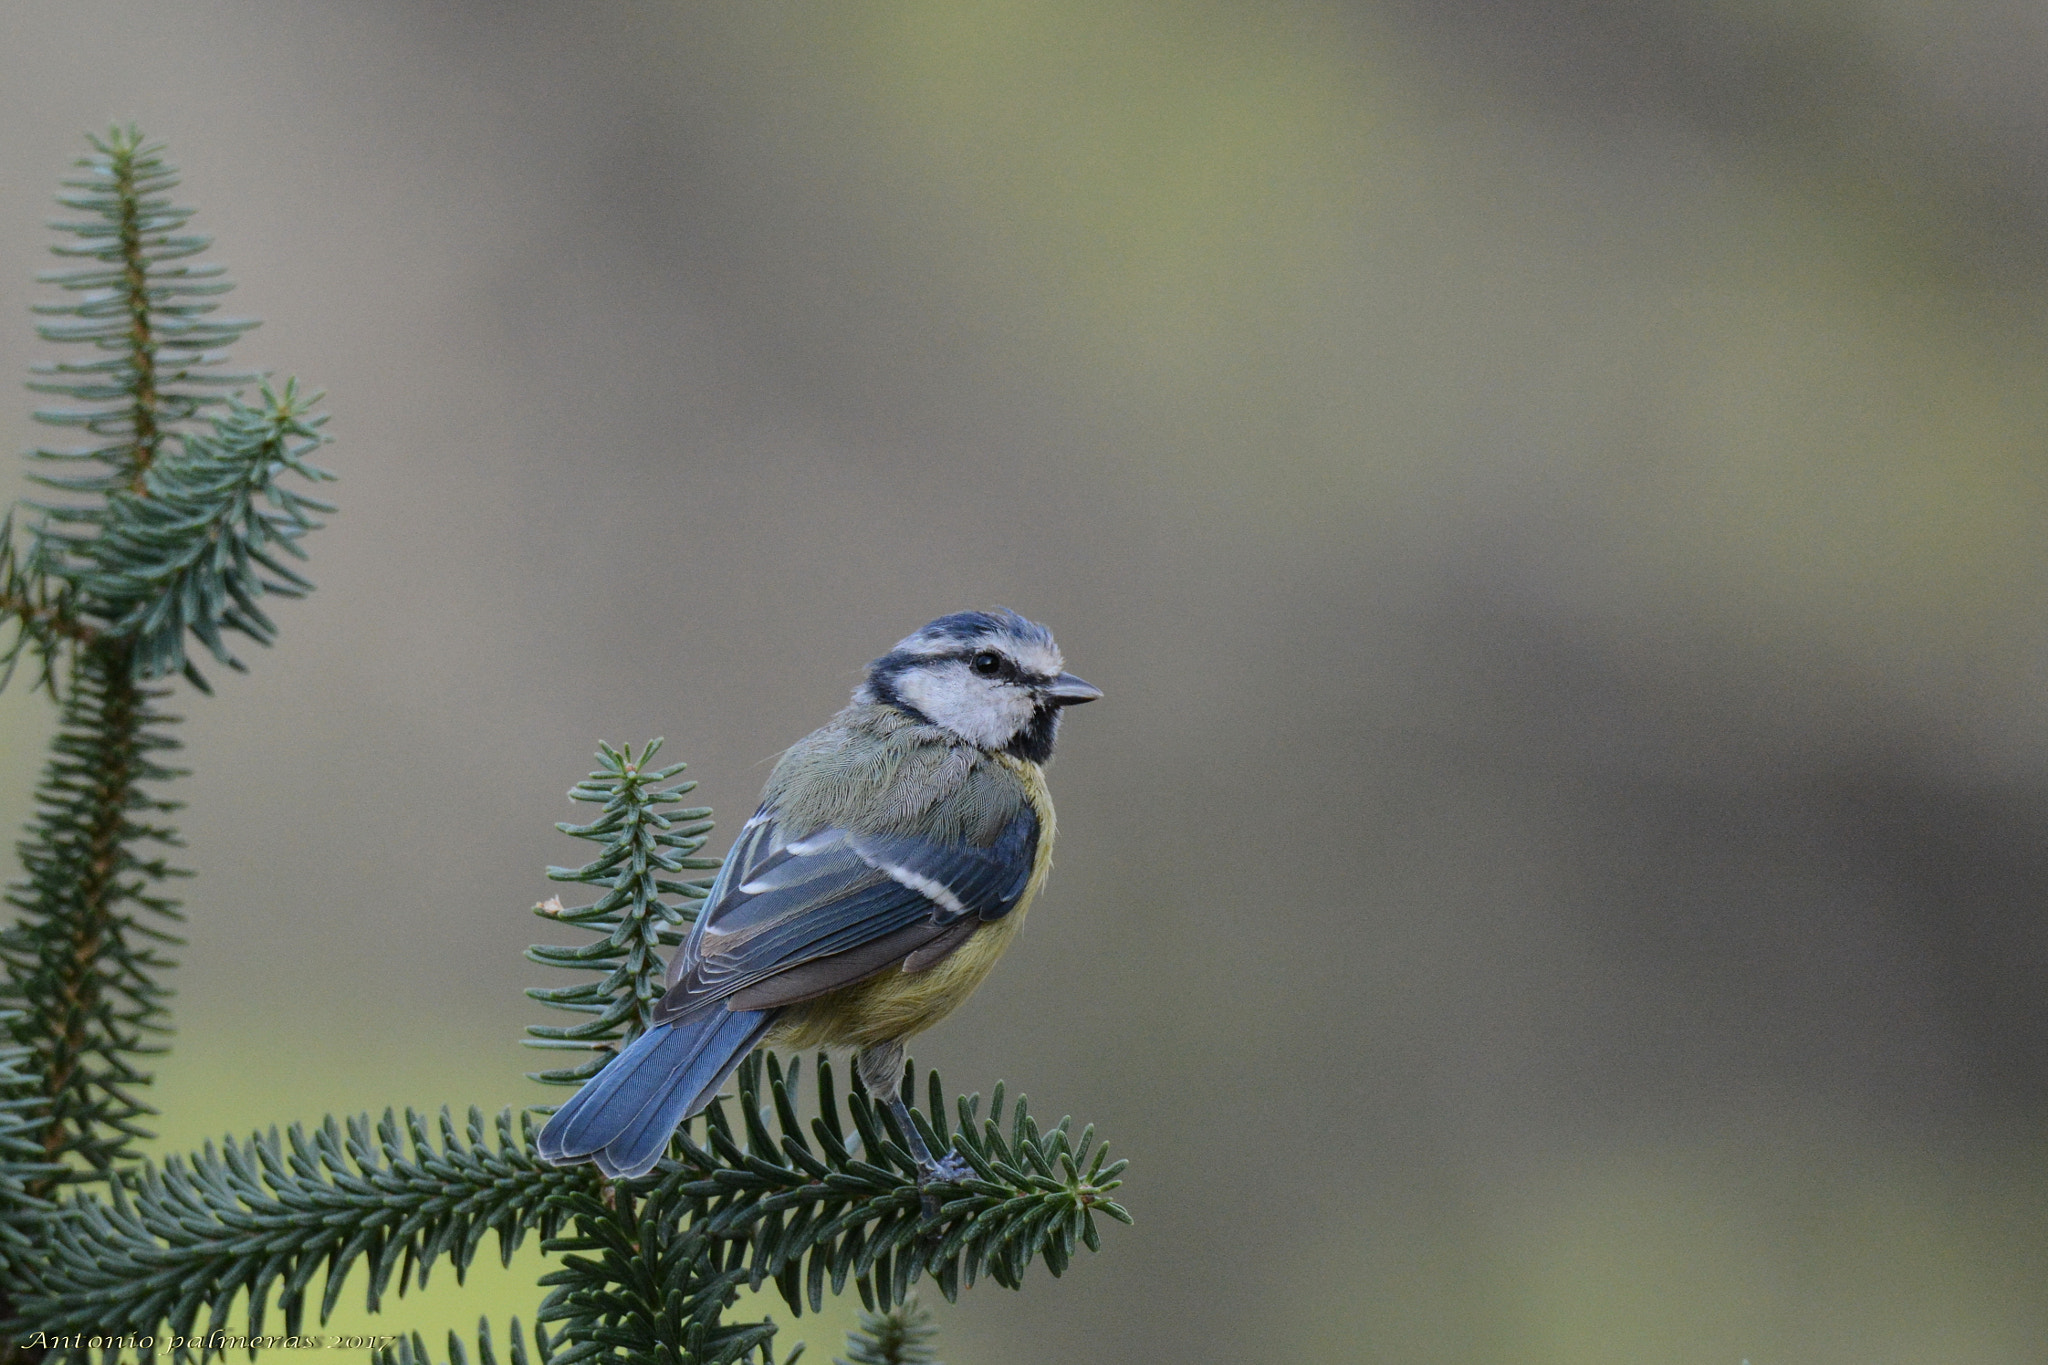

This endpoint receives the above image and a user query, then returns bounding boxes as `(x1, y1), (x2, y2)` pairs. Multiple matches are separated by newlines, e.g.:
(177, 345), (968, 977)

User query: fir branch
(525, 741), (718, 1088)
(536, 1179), (777, 1365)
(834, 1296), (938, 1365)
(0, 516), (93, 697)
(363, 1317), (804, 1365)
(0, 121), (245, 1365)
(19, 126), (332, 693)
(664, 1054), (1129, 1317)
(370, 1318), (558, 1365)
(0, 641), (185, 1183)
(0, 1014), (61, 1282)
(13, 1108), (585, 1344)
(5, 1057), (1124, 1357)
(26, 127), (254, 496)
(0, 126), (337, 1214)
(73, 380), (334, 690)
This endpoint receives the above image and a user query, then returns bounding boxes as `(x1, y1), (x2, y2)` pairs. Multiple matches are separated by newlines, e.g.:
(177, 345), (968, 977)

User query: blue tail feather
(536, 1007), (774, 1178)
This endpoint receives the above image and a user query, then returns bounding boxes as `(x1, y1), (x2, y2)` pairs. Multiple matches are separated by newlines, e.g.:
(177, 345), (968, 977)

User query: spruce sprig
(0, 513), (89, 694)
(0, 127), (334, 1197)
(26, 126), (254, 495)
(0, 1014), (59, 1282)
(834, 1296), (939, 1365)
(3, 1049), (1123, 1357)
(537, 1174), (776, 1365)
(665, 1052), (1129, 1317)
(69, 380), (334, 690)
(14, 125), (332, 693)
(532, 1047), (1125, 1362)
(0, 126), (334, 1363)
(0, 644), (186, 1182)
(370, 1319), (558, 1365)
(14, 1108), (584, 1342)
(525, 741), (718, 1087)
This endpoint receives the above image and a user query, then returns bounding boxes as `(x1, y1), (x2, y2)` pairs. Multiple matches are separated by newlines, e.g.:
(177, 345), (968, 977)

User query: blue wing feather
(660, 803), (1041, 1019)
(846, 806), (1038, 920)
(534, 1007), (774, 1178)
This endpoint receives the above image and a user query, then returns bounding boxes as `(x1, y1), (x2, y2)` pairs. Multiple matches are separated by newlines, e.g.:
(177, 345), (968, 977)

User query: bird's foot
(920, 1149), (973, 1184)
(915, 1150), (974, 1221)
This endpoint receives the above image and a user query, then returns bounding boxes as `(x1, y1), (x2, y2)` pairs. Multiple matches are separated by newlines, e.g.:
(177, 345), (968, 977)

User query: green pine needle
(13, 125), (334, 692)
(0, 641), (186, 1182)
(835, 1296), (941, 1365)
(0, 127), (339, 1360)
(27, 126), (256, 491)
(15, 1108), (584, 1342)
(4, 1049), (1128, 1354)
(664, 1052), (1130, 1317)
(0, 510), (89, 695)
(524, 740), (719, 1087)
(0, 1013), (60, 1281)
(68, 379), (334, 690)
(370, 1317), (559, 1365)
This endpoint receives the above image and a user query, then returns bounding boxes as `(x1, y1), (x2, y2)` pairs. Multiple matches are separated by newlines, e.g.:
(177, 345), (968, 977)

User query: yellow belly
(767, 754), (1055, 1051)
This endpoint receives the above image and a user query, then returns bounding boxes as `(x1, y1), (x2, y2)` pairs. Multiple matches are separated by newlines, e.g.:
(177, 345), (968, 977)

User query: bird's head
(856, 608), (1102, 761)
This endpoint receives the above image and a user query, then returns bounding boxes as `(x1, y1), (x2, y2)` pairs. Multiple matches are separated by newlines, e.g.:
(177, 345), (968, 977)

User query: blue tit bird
(536, 608), (1101, 1183)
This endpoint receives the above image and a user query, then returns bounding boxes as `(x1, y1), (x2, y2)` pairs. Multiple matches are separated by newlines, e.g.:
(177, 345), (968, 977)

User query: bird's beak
(1045, 672), (1103, 705)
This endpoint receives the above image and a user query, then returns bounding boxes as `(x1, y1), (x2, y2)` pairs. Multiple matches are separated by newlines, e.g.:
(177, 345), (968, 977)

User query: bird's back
(765, 702), (1031, 843)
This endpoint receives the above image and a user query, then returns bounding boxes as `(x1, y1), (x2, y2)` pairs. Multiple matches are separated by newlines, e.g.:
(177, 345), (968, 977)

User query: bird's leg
(856, 1042), (971, 1219)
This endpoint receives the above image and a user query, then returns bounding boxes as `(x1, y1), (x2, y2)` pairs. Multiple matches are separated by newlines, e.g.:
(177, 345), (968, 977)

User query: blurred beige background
(3, 2), (2048, 1361)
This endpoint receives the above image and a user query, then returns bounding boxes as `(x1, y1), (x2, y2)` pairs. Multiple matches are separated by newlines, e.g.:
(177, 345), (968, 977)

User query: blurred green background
(4, 1), (2048, 1360)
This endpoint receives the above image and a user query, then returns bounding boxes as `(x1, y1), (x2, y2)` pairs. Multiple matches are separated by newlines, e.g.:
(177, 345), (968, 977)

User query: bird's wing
(657, 802), (1039, 1021)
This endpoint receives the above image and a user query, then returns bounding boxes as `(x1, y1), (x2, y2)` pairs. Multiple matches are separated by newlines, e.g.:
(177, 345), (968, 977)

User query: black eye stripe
(881, 646), (1055, 686)
(938, 649), (1046, 684)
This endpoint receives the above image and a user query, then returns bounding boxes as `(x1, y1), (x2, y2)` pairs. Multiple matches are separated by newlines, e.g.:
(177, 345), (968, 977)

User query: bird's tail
(535, 1006), (774, 1179)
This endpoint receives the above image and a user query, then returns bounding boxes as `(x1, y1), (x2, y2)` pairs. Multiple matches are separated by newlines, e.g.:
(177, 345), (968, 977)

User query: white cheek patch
(895, 664), (1034, 748)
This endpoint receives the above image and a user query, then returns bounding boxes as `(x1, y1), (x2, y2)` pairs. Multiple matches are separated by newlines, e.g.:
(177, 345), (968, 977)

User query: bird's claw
(915, 1150), (973, 1221)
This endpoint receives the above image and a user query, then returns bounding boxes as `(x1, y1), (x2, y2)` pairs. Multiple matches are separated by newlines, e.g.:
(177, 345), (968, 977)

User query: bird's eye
(971, 651), (1005, 677)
